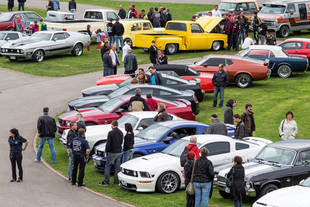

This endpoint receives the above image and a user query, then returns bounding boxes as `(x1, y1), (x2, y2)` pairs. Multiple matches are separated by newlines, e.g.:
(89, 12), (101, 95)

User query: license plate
(10, 56), (16, 60)
(120, 180), (127, 186)
(225, 187), (230, 193)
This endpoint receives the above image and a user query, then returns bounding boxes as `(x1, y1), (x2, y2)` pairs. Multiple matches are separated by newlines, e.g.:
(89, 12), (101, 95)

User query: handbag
(185, 159), (196, 195)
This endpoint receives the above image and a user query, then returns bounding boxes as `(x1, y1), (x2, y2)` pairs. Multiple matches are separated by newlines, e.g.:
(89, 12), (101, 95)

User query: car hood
(5, 39), (50, 49)
(81, 85), (118, 96)
(96, 74), (130, 85)
(195, 16), (223, 33)
(68, 95), (110, 109)
(58, 107), (104, 122)
(257, 13), (282, 21)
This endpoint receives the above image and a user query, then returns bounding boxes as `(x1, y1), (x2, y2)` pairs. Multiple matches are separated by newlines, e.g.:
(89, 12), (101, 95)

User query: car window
(106, 12), (118, 20)
(295, 150), (310, 166)
(286, 3), (296, 13)
(125, 89), (137, 95)
(249, 3), (257, 10)
(236, 142), (250, 150)
(307, 44), (310, 49)
(247, 49), (274, 59)
(281, 42), (303, 50)
(140, 88), (154, 95)
(206, 58), (225, 66)
(159, 89), (174, 96)
(190, 24), (204, 33)
(166, 22), (187, 32)
(143, 22), (152, 30)
(52, 33), (68, 40)
(165, 78), (179, 85)
(6, 33), (19, 40)
(23, 12), (41, 21)
(226, 59), (233, 65)
(137, 118), (154, 129)
(237, 3), (248, 11)
(84, 11), (103, 19)
(131, 23), (142, 31)
(166, 127), (197, 140)
(204, 142), (230, 156)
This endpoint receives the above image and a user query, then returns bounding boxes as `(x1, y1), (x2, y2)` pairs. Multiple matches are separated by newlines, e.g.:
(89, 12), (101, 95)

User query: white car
(118, 134), (272, 194)
(253, 177), (310, 207)
(0, 31), (29, 48)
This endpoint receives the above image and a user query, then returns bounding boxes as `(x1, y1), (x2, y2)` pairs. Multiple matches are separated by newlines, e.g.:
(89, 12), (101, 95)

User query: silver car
(0, 31), (29, 48)
(0, 31), (91, 62)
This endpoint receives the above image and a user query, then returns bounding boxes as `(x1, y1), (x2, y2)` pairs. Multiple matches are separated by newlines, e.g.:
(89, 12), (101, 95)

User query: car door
(291, 149), (310, 185)
(280, 41), (303, 55)
(202, 141), (231, 166)
(188, 23), (209, 50)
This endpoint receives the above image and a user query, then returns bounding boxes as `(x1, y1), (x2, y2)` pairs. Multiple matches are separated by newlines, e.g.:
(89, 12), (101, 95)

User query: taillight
(63, 28), (67, 31)
(194, 96), (198, 103)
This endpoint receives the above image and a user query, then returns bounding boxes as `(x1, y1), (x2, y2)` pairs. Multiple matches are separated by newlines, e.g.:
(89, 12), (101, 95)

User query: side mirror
(163, 136), (173, 143)
(115, 108), (125, 114)
(203, 64), (208, 68)
(53, 38), (58, 41)
(193, 61), (197, 64)
(5, 37), (10, 41)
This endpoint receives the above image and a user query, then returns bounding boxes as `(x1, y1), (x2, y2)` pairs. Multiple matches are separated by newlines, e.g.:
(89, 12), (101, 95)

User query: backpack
(180, 145), (195, 167)
(129, 101), (144, 112)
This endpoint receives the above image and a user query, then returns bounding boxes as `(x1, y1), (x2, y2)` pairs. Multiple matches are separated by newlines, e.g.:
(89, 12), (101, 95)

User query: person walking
(146, 93), (158, 111)
(212, 64), (229, 108)
(148, 66), (162, 85)
(157, 50), (168, 65)
(8, 0), (14, 11)
(233, 114), (246, 139)
(212, 5), (221, 17)
(251, 12), (261, 45)
(241, 104), (255, 137)
(101, 120), (123, 186)
(39, 18), (47, 31)
(106, 19), (114, 45)
(207, 114), (228, 136)
(102, 47), (113, 76)
(109, 44), (120, 75)
(118, 5), (126, 19)
(152, 8), (161, 27)
(224, 99), (236, 125)
(68, 0), (76, 13)
(36, 107), (57, 163)
(18, 0), (26, 11)
(124, 48), (138, 75)
(46, 0), (54, 10)
(112, 18), (124, 53)
(153, 103), (171, 122)
(192, 147), (214, 207)
(227, 156), (245, 207)
(66, 122), (77, 181)
(128, 88), (149, 111)
(149, 40), (158, 65)
(184, 151), (196, 207)
(122, 39), (131, 62)
(70, 128), (90, 187)
(279, 111), (298, 140)
(8, 128), (28, 182)
(123, 123), (134, 162)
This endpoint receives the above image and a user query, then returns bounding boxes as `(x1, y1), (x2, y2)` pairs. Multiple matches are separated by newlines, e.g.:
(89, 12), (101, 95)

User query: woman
(192, 147), (214, 207)
(227, 156), (245, 207)
(153, 103), (170, 122)
(149, 40), (158, 65)
(279, 111), (298, 140)
(156, 50), (168, 65)
(8, 128), (28, 182)
(224, 99), (236, 125)
(123, 123), (134, 162)
(184, 151), (196, 207)
(137, 72), (146, 84)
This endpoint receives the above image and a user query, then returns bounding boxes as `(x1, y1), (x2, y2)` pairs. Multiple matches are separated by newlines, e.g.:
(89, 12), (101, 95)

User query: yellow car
(135, 17), (228, 54)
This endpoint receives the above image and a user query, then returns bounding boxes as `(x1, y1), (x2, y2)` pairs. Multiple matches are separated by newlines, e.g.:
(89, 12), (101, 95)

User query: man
(128, 88), (150, 112)
(165, 9), (172, 22)
(212, 5), (221, 17)
(238, 11), (248, 45)
(148, 66), (162, 85)
(39, 18), (47, 31)
(102, 47), (113, 76)
(70, 128), (90, 187)
(106, 19), (114, 45)
(251, 11), (261, 44)
(206, 114), (228, 136)
(101, 120), (123, 186)
(18, 0), (26, 11)
(76, 113), (86, 131)
(118, 5), (126, 19)
(67, 122), (77, 181)
(233, 114), (246, 139)
(109, 44), (120, 75)
(152, 8), (161, 27)
(185, 136), (200, 158)
(68, 0), (76, 13)
(212, 64), (229, 108)
(160, 7), (167, 27)
(124, 48), (138, 75)
(258, 19), (268, 45)
(8, 0), (14, 11)
(112, 18), (124, 53)
(46, 0), (54, 11)
(207, 11), (212, 16)
(36, 107), (57, 163)
(241, 104), (255, 137)
(122, 39), (131, 62)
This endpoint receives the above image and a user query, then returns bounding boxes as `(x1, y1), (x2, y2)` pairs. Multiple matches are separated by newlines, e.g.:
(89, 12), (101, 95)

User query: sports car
(278, 38), (310, 59)
(0, 31), (91, 62)
(0, 31), (29, 48)
(238, 45), (308, 78)
(0, 11), (41, 32)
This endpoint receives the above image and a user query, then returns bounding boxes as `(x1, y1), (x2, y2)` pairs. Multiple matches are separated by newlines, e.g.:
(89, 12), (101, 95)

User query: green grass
(0, 5), (46, 17)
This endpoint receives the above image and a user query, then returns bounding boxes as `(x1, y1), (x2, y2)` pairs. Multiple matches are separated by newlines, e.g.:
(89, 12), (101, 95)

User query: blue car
(92, 120), (235, 171)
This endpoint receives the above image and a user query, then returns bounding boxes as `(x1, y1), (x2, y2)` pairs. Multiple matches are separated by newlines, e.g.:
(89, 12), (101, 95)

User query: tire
(32, 50), (44, 62)
(235, 73), (252, 88)
(165, 44), (178, 55)
(279, 25), (290, 38)
(219, 190), (231, 199)
(277, 65), (292, 78)
(156, 171), (180, 194)
(259, 184), (278, 198)
(72, 43), (83, 56)
(212, 41), (222, 51)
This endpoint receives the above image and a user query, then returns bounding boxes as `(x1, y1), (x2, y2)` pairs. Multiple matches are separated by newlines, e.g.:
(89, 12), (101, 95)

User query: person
(46, 0), (54, 10)
(36, 107), (57, 163)
(70, 128), (90, 187)
(66, 122), (77, 181)
(160, 7), (167, 27)
(8, 0), (14, 11)
(212, 5), (221, 17)
(131, 5), (138, 17)
(197, 13), (202, 19)
(191, 16), (196, 22)
(76, 113), (86, 132)
(52, 0), (60, 11)
(221, 14), (229, 32)
(227, 156), (245, 207)
(258, 19), (267, 45)
(68, 0), (76, 13)
(96, 29), (105, 51)
(207, 11), (212, 16)
(149, 40), (158, 65)
(226, 17), (239, 51)
(233, 114), (246, 139)
(138, 9), (147, 19)
(124, 48), (138, 75)
(32, 20), (39, 33)
(224, 99), (236, 125)
(102, 47), (113, 76)
(241, 37), (254, 49)
(137, 68), (148, 83)
(165, 9), (172, 22)
(185, 136), (200, 158)
(112, 18), (124, 53)
(192, 147), (214, 207)
(153, 103), (171, 122)
(123, 123), (134, 162)
(128, 88), (149, 111)
(118, 5), (126, 19)
(130, 78), (139, 84)
(148, 66), (162, 85)
(39, 18), (47, 31)
(157, 49), (168, 65)
(101, 41), (110, 58)
(207, 114), (228, 136)
(241, 104), (255, 137)
(238, 11), (248, 45)
(212, 64), (229, 108)
(122, 39), (131, 62)
(101, 120), (123, 186)
(146, 93), (157, 111)
(18, 0), (26, 11)
(148, 8), (154, 24)
(251, 11), (261, 44)
(12, 16), (24, 33)
(106, 19), (114, 45)
(8, 128), (28, 182)
(228, 11), (235, 19)
(279, 111), (298, 140)
(86, 25), (91, 51)
(184, 151), (196, 207)
(129, 7), (137, 19)
(152, 8), (161, 27)
(109, 44), (120, 75)
(266, 29), (276, 45)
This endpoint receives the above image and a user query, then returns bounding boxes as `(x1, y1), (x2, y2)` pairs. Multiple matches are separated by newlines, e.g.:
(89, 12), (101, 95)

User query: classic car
(238, 45), (308, 78)
(57, 95), (195, 133)
(0, 31), (29, 48)
(253, 176), (310, 207)
(278, 38), (310, 59)
(115, 134), (270, 194)
(135, 17), (228, 54)
(0, 31), (91, 62)
(216, 139), (310, 199)
(0, 11), (41, 32)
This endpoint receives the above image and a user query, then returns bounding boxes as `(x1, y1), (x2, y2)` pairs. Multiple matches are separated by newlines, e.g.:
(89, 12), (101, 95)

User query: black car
(155, 64), (201, 77)
(215, 139), (310, 198)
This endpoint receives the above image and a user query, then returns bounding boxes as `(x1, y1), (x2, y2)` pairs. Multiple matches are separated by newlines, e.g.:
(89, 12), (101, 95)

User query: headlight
(66, 121), (71, 126)
(20, 49), (24, 54)
(140, 171), (151, 178)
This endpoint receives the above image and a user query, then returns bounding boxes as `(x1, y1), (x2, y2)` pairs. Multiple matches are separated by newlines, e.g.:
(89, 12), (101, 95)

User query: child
(32, 20), (39, 34)
(96, 29), (106, 51)
(39, 18), (47, 31)
(86, 25), (91, 51)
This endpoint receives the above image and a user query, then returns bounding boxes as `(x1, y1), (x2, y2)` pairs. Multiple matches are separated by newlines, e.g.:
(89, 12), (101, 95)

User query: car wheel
(279, 25), (290, 38)
(156, 171), (180, 194)
(259, 184), (278, 198)
(219, 190), (231, 199)
(212, 41), (222, 51)
(72, 43), (83, 56)
(32, 50), (44, 62)
(235, 73), (252, 88)
(165, 44), (178, 55)
(277, 65), (292, 78)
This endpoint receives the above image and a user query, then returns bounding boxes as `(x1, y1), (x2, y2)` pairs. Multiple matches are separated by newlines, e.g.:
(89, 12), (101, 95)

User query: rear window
(84, 11), (103, 20)
(166, 22), (187, 32)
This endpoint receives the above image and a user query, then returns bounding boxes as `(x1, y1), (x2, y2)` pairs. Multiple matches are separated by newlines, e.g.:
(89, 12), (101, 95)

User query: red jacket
(146, 98), (158, 111)
(187, 144), (200, 158)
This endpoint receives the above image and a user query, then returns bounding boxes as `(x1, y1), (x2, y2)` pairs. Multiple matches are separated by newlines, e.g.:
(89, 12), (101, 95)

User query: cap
(210, 114), (218, 120)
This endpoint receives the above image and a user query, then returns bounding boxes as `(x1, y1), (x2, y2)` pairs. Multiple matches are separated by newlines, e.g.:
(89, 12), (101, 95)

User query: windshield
(136, 124), (169, 141)
(300, 177), (310, 187)
(118, 78), (132, 88)
(117, 114), (138, 129)
(237, 49), (250, 57)
(162, 139), (190, 157)
(255, 146), (296, 165)
(260, 4), (286, 14)
(0, 33), (6, 40)
(97, 97), (123, 113)
(0, 13), (13, 22)
(108, 86), (129, 98)
(195, 58), (208, 66)
(219, 2), (236, 11)
(30, 33), (52, 41)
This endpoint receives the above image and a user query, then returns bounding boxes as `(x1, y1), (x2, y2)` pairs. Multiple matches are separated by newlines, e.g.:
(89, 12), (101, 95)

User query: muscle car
(0, 31), (29, 48)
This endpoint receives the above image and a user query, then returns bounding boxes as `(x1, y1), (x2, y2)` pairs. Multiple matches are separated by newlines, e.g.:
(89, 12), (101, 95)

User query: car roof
(84, 9), (116, 12)
(263, 0), (306, 5)
(222, 0), (257, 3)
(268, 139), (310, 151)
(249, 45), (283, 51)
(126, 111), (182, 119)
(155, 120), (208, 127)
(116, 95), (180, 105)
(282, 38), (310, 43)
(205, 54), (264, 63)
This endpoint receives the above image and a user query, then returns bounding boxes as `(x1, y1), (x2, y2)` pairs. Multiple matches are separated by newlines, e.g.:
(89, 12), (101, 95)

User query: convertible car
(0, 31), (29, 48)
(0, 31), (91, 62)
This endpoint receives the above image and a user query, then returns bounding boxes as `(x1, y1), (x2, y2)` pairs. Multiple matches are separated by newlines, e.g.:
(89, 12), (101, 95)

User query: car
(216, 139), (310, 199)
(238, 45), (308, 78)
(0, 31), (29, 48)
(0, 11), (41, 32)
(115, 134), (270, 194)
(0, 31), (91, 62)
(278, 38), (310, 60)
(57, 95), (195, 133)
(252, 176), (310, 207)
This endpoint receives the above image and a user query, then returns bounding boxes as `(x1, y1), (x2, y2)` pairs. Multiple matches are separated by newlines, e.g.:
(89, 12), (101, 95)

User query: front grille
(96, 150), (105, 157)
(2, 48), (19, 54)
(217, 176), (227, 184)
(123, 168), (138, 177)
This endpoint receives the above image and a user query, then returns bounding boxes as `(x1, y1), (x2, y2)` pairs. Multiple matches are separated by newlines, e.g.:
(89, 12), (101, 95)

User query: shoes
(78, 184), (86, 187)
(17, 178), (22, 183)
(99, 182), (109, 186)
(72, 183), (76, 186)
(34, 159), (40, 163)
(10, 179), (16, 182)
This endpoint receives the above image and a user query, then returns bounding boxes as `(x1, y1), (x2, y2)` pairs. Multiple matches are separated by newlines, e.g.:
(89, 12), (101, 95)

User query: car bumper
(118, 172), (156, 192)
(1, 52), (32, 60)
(92, 154), (106, 171)
(216, 180), (256, 197)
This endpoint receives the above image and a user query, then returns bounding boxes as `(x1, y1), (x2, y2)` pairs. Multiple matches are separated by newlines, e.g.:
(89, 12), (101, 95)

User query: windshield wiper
(266, 160), (281, 166)
(255, 158), (265, 163)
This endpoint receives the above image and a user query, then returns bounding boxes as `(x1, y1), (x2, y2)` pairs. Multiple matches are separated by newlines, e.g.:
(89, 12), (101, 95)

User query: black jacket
(66, 129), (77, 148)
(37, 114), (56, 138)
(184, 159), (194, 187)
(77, 120), (86, 131)
(235, 121), (246, 139)
(224, 104), (233, 125)
(147, 72), (162, 85)
(128, 95), (150, 111)
(153, 109), (171, 122)
(112, 22), (124, 36)
(227, 164), (245, 200)
(105, 128), (123, 153)
(106, 22), (114, 36)
(68, 1), (76, 10)
(124, 53), (138, 72)
(123, 132), (134, 151)
(149, 46), (158, 64)
(102, 53), (113, 68)
(259, 22), (268, 36)
(192, 156), (214, 183)
(157, 55), (168, 65)
(118, 9), (126, 19)
(212, 70), (229, 87)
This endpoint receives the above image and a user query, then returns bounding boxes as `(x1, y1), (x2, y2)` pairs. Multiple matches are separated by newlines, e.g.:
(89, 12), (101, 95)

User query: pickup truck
(134, 16), (228, 54)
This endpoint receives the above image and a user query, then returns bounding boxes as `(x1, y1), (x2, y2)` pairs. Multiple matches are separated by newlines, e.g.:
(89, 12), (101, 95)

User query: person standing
(224, 99), (236, 125)
(231, 17), (240, 50)
(36, 107), (57, 163)
(52, 0), (60, 11)
(39, 18), (47, 31)
(225, 18), (233, 49)
(138, 9), (147, 19)
(227, 156), (245, 207)
(128, 88), (149, 111)
(109, 44), (120, 75)
(149, 40), (158, 65)
(238, 11), (248, 44)
(96, 29), (105, 51)
(46, 0), (54, 11)
(102, 47), (113, 76)
(184, 151), (196, 207)
(148, 8), (154, 24)
(86, 25), (91, 51)
(212, 5), (221, 17)
(68, 0), (76, 13)
(241, 104), (255, 137)
(185, 136), (200, 158)
(152, 8), (161, 27)
(212, 64), (229, 108)
(101, 120), (123, 186)
(157, 50), (168, 65)
(206, 114), (228, 136)
(148, 66), (162, 85)
(153, 103), (171, 122)
(8, 0), (14, 11)
(279, 111), (298, 140)
(233, 114), (246, 139)
(66, 122), (77, 181)
(258, 19), (268, 45)
(70, 128), (90, 187)
(12, 16), (24, 33)
(165, 9), (172, 22)
(112, 18), (124, 53)
(118, 5), (126, 19)
(251, 12), (260, 45)
(18, 0), (26, 11)
(123, 123), (134, 162)
(146, 94), (158, 111)
(76, 113), (86, 132)
(106, 19), (114, 45)
(124, 48), (138, 75)
(8, 128), (28, 182)
(160, 7), (167, 27)
(122, 39), (131, 62)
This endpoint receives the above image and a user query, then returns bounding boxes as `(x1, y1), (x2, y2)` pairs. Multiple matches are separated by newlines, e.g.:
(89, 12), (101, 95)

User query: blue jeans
(103, 67), (114, 76)
(234, 200), (242, 207)
(213, 86), (225, 107)
(109, 36), (114, 45)
(114, 36), (123, 52)
(67, 149), (73, 180)
(193, 182), (212, 207)
(123, 149), (134, 163)
(18, 2), (25, 11)
(36, 137), (56, 163)
(104, 152), (122, 184)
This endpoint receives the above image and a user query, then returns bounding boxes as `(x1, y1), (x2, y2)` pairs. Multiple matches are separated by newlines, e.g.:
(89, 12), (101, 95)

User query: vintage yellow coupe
(135, 16), (228, 54)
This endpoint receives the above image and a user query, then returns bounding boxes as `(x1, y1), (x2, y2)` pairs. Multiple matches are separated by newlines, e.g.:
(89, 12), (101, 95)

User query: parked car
(253, 176), (310, 207)
(115, 134), (270, 194)
(216, 139), (310, 199)
(278, 38), (310, 59)
(0, 11), (41, 32)
(238, 45), (308, 78)
(0, 31), (91, 62)
(0, 31), (29, 48)
(58, 95), (195, 133)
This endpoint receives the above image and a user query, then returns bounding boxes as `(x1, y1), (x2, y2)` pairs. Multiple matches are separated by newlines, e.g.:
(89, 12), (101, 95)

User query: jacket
(66, 129), (77, 148)
(128, 95), (150, 111)
(259, 22), (267, 36)
(227, 164), (245, 200)
(124, 53), (138, 72)
(109, 50), (119, 67)
(39, 22), (47, 31)
(224, 104), (233, 124)
(123, 132), (134, 151)
(77, 120), (86, 131)
(146, 98), (158, 111)
(106, 22), (114, 36)
(235, 122), (246, 139)
(184, 159), (194, 187)
(37, 114), (57, 138)
(152, 12), (161, 27)
(105, 128), (123, 153)
(153, 109), (171, 122)
(186, 144), (200, 158)
(206, 119), (227, 136)
(149, 45), (158, 64)
(102, 53), (113, 68)
(279, 119), (298, 140)
(118, 9), (126, 19)
(192, 156), (214, 183)
(241, 111), (255, 135)
(68, 1), (76, 10)
(157, 55), (168, 65)
(71, 136), (90, 156)
(212, 70), (229, 87)
(112, 22), (124, 36)
(148, 72), (162, 85)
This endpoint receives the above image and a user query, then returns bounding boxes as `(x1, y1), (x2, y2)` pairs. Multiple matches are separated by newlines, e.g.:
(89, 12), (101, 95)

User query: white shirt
(122, 44), (131, 62)
(109, 49), (118, 66)
(212, 9), (222, 17)
(241, 37), (254, 49)
(279, 119), (298, 140)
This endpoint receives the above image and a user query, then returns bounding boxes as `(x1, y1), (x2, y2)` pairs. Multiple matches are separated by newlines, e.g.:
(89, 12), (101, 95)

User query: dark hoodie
(224, 103), (233, 125)
(153, 109), (171, 122)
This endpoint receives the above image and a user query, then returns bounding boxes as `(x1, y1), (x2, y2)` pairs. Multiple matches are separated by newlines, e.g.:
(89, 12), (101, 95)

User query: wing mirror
(299, 179), (305, 185)
(203, 63), (208, 68)
(115, 108), (125, 114)
(163, 136), (174, 143)
(5, 37), (10, 41)
(53, 38), (58, 41)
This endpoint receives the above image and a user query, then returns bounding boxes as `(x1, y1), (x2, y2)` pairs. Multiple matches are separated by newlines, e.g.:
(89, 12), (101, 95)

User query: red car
(0, 11), (41, 31)
(57, 95), (195, 133)
(96, 74), (129, 86)
(278, 38), (310, 59)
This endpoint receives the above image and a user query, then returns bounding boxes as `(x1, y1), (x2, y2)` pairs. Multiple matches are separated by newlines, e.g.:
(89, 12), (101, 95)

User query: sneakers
(78, 184), (86, 187)
(17, 178), (22, 183)
(99, 182), (109, 186)
(10, 179), (16, 182)
(34, 159), (40, 163)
